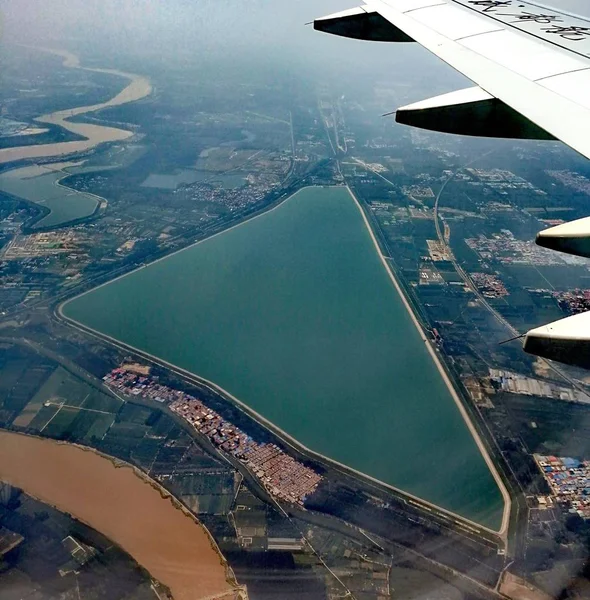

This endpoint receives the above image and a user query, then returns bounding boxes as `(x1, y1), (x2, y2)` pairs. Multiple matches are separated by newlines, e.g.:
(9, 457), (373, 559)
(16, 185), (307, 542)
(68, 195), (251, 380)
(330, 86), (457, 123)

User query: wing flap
(460, 29), (589, 80)
(540, 69), (590, 110)
(406, 3), (503, 39)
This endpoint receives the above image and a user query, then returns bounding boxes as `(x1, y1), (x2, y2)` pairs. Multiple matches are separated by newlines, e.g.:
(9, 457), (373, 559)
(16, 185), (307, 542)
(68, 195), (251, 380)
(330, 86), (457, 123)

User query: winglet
(314, 6), (414, 42)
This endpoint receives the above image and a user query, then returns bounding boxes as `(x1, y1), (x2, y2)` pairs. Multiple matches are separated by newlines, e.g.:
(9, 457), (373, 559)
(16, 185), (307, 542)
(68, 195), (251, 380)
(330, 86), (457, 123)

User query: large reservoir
(63, 186), (506, 530)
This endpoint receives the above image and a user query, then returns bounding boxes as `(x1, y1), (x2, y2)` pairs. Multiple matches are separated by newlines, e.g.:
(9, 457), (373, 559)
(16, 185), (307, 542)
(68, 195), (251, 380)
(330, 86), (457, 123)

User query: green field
(14, 366), (120, 440)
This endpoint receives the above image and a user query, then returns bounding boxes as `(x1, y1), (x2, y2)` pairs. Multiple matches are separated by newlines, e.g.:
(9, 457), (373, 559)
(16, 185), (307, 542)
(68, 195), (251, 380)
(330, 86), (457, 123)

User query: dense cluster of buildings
(170, 398), (322, 505)
(466, 230), (565, 266)
(402, 185), (435, 199)
(0, 229), (89, 310)
(237, 442), (322, 504)
(361, 161), (388, 174)
(2, 232), (80, 260)
(489, 369), (590, 404)
(103, 367), (322, 505)
(178, 178), (280, 212)
(547, 170), (590, 196)
(465, 168), (545, 195)
(552, 289), (590, 315)
(534, 455), (590, 518)
(471, 272), (508, 298)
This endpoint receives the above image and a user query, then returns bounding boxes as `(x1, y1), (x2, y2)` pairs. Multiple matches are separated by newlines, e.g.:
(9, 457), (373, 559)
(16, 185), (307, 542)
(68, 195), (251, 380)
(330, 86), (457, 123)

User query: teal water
(64, 186), (505, 529)
(0, 168), (98, 228)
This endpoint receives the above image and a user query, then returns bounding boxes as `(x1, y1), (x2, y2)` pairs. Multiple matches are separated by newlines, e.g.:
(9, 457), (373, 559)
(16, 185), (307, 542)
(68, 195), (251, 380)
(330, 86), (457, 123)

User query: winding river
(0, 47), (152, 165)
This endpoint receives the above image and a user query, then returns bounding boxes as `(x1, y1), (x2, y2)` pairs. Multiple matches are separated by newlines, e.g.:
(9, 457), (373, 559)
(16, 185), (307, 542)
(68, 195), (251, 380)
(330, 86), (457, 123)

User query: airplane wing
(314, 0), (590, 158)
(314, 1), (590, 369)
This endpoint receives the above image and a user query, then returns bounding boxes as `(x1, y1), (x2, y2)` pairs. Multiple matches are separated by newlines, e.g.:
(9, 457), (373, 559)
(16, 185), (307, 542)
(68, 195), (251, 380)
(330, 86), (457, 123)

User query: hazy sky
(1, 0), (589, 95)
(0, 0), (345, 53)
(2, 0), (589, 53)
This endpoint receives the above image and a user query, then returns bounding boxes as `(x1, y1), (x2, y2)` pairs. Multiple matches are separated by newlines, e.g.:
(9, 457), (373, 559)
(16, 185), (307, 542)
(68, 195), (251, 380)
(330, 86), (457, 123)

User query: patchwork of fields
(0, 345), (238, 516)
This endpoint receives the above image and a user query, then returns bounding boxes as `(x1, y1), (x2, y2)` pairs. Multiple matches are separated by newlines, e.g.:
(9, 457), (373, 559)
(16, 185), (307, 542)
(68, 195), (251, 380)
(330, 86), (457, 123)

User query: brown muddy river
(0, 431), (236, 600)
(0, 47), (152, 165)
